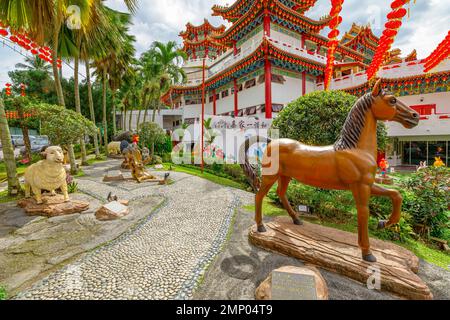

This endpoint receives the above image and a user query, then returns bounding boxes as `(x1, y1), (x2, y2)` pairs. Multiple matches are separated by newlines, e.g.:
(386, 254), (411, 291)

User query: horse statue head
(370, 79), (420, 128)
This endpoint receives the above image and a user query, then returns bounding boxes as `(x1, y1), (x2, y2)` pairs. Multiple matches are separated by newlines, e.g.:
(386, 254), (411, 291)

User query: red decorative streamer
(324, 0), (345, 90)
(423, 30), (450, 73)
(366, 0), (411, 80)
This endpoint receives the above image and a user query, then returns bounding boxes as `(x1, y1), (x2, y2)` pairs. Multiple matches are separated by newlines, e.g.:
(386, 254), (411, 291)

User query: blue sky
(0, 0), (448, 85)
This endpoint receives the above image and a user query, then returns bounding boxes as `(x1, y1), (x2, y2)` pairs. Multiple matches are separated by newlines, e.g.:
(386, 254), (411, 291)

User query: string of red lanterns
(0, 21), (61, 68)
(366, 0), (411, 80)
(5, 83), (11, 96)
(324, 0), (344, 90)
(423, 30), (450, 73)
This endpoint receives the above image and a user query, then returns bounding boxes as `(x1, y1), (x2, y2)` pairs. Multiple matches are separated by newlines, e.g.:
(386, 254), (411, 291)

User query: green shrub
(155, 135), (173, 156)
(268, 182), (354, 222)
(401, 167), (450, 240)
(162, 153), (172, 163)
(0, 286), (6, 300)
(272, 90), (387, 149)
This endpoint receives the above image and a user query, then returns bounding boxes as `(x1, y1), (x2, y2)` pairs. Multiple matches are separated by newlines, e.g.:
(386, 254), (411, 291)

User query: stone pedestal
(256, 266), (328, 300)
(18, 195), (89, 217)
(103, 170), (125, 182)
(249, 216), (433, 300)
(95, 201), (130, 221)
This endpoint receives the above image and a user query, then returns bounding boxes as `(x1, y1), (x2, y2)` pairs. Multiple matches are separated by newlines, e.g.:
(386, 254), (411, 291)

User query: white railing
(387, 113), (450, 137)
(317, 58), (450, 91)
(267, 37), (327, 65)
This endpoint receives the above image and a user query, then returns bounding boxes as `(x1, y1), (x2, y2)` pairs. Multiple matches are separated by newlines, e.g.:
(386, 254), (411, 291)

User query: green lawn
(0, 163), (27, 183)
(159, 163), (246, 190)
(244, 199), (450, 270)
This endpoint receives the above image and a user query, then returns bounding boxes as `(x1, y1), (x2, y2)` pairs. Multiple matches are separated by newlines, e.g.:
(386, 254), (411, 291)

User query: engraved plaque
(104, 201), (127, 214)
(271, 270), (317, 300)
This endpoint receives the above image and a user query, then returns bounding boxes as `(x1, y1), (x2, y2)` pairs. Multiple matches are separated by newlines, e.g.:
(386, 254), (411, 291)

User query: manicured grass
(0, 163), (27, 183)
(159, 163), (246, 190)
(0, 286), (6, 300)
(86, 155), (107, 166)
(243, 200), (450, 270)
(0, 189), (24, 204)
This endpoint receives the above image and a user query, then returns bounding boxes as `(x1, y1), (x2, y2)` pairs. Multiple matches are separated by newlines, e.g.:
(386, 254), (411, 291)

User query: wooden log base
(249, 216), (433, 300)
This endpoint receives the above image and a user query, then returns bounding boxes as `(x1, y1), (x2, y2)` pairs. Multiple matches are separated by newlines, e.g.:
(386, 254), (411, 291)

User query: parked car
(10, 135), (23, 147)
(20, 136), (50, 158)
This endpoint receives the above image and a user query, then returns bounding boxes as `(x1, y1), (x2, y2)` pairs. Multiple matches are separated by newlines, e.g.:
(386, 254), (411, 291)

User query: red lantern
(0, 29), (8, 37)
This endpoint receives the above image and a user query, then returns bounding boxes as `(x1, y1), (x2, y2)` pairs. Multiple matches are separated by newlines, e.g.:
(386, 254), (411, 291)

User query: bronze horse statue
(241, 80), (419, 262)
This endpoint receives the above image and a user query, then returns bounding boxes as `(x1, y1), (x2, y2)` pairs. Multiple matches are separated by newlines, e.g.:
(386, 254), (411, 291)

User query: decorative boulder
(95, 201), (130, 221)
(18, 194), (89, 217)
(255, 266), (328, 300)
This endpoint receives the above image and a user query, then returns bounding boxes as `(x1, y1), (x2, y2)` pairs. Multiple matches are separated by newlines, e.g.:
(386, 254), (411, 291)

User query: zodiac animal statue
(24, 146), (69, 204)
(241, 80), (420, 262)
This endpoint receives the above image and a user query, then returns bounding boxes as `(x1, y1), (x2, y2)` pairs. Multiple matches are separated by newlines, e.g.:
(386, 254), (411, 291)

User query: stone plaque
(103, 170), (124, 182)
(104, 201), (128, 214)
(271, 270), (317, 300)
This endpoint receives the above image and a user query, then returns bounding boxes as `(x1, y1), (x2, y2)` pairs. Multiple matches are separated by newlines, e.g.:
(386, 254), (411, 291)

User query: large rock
(256, 265), (328, 300)
(249, 216), (433, 300)
(18, 195), (89, 217)
(95, 201), (130, 221)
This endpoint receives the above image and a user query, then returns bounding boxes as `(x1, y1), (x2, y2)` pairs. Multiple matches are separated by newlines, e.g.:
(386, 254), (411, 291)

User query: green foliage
(68, 182), (79, 194)
(401, 167), (450, 240)
(138, 122), (166, 150)
(0, 286), (6, 300)
(27, 103), (96, 146)
(272, 90), (388, 149)
(154, 135), (173, 156)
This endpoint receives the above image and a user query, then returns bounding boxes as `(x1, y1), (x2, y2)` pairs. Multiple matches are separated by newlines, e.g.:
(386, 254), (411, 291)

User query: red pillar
(301, 34), (305, 49)
(264, 10), (271, 37)
(193, 48), (196, 59)
(302, 71), (306, 96)
(213, 89), (217, 115)
(205, 47), (209, 59)
(233, 41), (237, 56)
(201, 59), (206, 172)
(265, 58), (272, 119)
(234, 78), (239, 117)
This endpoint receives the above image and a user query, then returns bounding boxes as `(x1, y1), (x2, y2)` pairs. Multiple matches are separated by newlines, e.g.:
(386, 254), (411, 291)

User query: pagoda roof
(179, 19), (226, 39)
(211, 0), (330, 46)
(305, 32), (366, 62)
(212, 0), (318, 22)
(340, 23), (379, 52)
(183, 36), (226, 52)
(162, 37), (325, 104)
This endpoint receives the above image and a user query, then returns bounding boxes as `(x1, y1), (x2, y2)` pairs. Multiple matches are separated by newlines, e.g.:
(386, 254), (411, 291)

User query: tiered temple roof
(211, 0), (330, 46)
(212, 0), (318, 22)
(179, 19), (226, 59)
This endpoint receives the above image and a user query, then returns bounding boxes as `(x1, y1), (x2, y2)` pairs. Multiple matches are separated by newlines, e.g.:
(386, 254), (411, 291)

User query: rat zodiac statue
(241, 80), (420, 263)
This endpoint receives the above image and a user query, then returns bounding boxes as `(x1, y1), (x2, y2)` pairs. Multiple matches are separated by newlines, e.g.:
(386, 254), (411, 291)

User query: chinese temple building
(153, 0), (450, 167)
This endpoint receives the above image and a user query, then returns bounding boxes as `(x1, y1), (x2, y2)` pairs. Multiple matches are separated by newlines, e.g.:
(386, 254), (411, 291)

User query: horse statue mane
(334, 92), (375, 151)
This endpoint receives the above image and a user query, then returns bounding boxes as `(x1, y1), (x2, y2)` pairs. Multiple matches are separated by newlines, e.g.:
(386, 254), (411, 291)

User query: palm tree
(0, 98), (22, 196)
(15, 56), (52, 74)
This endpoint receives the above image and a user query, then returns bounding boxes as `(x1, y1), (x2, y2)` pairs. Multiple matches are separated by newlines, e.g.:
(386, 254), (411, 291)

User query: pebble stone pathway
(15, 160), (253, 300)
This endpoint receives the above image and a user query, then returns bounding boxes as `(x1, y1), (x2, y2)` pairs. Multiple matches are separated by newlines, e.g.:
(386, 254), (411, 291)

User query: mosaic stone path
(15, 160), (253, 300)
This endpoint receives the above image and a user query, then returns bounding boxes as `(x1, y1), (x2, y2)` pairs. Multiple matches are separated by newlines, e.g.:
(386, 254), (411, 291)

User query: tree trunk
(74, 52), (88, 166)
(85, 60), (101, 158)
(0, 98), (22, 195)
(152, 101), (157, 122)
(67, 144), (77, 175)
(128, 107), (133, 132)
(112, 91), (117, 136)
(123, 107), (127, 131)
(136, 108), (142, 130)
(52, 25), (65, 107)
(16, 103), (31, 162)
(102, 68), (109, 156)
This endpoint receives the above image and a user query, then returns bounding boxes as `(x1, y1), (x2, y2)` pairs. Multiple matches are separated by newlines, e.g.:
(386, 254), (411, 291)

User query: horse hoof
(257, 225), (267, 233)
(363, 254), (377, 263)
(378, 220), (388, 230)
(293, 218), (303, 226)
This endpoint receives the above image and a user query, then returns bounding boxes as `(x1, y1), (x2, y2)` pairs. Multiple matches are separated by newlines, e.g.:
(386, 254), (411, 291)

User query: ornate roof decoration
(405, 49), (417, 62)
(340, 23), (379, 52)
(183, 36), (226, 52)
(213, 0), (318, 22)
(179, 19), (226, 40)
(211, 0), (330, 46)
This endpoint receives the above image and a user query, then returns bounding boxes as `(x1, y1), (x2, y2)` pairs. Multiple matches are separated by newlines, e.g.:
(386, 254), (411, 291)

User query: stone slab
(17, 195), (90, 217)
(249, 216), (433, 300)
(95, 201), (130, 221)
(103, 170), (125, 182)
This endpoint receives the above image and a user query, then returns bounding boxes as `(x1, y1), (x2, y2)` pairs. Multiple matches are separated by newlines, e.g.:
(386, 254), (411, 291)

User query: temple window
(244, 79), (256, 89)
(221, 89), (229, 98)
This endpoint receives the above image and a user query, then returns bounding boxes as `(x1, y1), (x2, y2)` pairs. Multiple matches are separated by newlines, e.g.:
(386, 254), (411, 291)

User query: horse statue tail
(239, 136), (272, 192)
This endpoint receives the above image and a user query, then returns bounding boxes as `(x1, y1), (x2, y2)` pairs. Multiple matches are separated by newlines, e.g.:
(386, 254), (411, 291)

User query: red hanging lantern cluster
(423, 30), (450, 73)
(5, 83), (12, 96)
(366, 0), (410, 80)
(324, 0), (344, 90)
(20, 83), (26, 97)
(0, 20), (61, 69)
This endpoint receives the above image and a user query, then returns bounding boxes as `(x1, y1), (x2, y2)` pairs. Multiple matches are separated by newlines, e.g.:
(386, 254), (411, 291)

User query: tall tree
(0, 98), (22, 196)
(15, 56), (52, 74)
